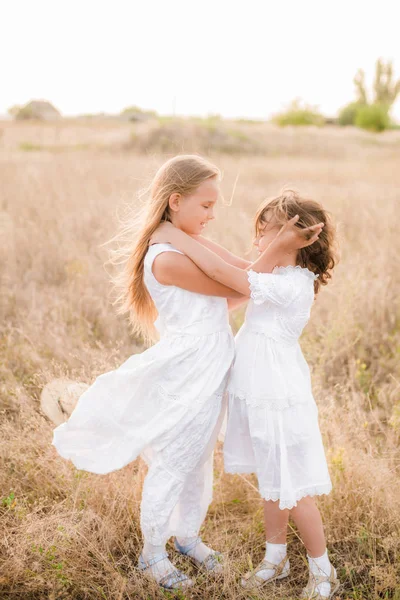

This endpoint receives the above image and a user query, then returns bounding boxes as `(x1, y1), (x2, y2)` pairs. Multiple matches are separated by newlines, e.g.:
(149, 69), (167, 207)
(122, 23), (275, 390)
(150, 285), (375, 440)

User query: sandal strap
(260, 559), (282, 571)
(311, 565), (338, 586)
(302, 566), (340, 599)
(174, 536), (202, 554)
(201, 551), (222, 570)
(138, 551), (168, 569)
(159, 568), (190, 589)
(243, 555), (288, 586)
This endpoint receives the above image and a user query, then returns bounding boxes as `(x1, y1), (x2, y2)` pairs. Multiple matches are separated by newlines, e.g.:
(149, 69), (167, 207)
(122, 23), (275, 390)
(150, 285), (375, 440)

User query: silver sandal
(138, 551), (193, 590)
(174, 536), (223, 574)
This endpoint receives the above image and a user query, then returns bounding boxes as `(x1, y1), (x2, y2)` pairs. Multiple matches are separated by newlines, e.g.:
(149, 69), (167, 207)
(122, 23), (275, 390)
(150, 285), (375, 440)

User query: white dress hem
(223, 470), (332, 509)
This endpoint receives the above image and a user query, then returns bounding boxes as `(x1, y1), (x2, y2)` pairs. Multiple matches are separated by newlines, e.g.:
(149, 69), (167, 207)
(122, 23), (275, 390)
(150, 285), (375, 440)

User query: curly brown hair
(254, 189), (338, 294)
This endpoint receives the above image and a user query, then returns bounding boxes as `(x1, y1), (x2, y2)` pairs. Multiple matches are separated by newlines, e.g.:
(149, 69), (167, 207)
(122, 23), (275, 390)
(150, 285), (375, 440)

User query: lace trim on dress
(259, 482), (332, 509)
(227, 389), (314, 410)
(221, 475), (332, 509)
(272, 264), (319, 280)
(247, 269), (261, 299)
(248, 268), (301, 308)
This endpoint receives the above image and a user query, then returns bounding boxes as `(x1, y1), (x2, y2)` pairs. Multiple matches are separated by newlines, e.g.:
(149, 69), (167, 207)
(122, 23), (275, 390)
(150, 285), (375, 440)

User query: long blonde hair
(111, 155), (220, 343)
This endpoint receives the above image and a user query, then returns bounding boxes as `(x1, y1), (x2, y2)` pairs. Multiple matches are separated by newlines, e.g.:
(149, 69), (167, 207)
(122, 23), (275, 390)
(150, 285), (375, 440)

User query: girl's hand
(275, 215), (324, 252)
(149, 221), (177, 246)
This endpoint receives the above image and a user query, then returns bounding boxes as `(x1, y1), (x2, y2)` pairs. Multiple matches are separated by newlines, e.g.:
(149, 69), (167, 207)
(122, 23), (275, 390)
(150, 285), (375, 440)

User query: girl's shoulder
(145, 243), (184, 264)
(144, 244), (185, 285)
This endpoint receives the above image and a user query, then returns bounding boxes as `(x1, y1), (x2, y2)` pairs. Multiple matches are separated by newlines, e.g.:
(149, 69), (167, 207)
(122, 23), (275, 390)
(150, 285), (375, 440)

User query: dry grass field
(1, 119), (400, 599)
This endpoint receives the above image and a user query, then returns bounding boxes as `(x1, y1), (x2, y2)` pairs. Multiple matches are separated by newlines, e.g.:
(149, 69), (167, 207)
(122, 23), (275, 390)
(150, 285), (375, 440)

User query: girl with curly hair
(151, 189), (339, 599)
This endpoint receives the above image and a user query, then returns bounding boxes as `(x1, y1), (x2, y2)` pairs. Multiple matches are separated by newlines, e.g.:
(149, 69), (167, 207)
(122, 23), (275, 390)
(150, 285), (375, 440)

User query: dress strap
(145, 243), (183, 270)
(144, 243), (184, 283)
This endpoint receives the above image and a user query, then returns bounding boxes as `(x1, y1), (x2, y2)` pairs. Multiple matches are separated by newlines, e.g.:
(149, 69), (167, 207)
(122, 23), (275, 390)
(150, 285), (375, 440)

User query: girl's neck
(275, 251), (298, 268)
(169, 215), (183, 230)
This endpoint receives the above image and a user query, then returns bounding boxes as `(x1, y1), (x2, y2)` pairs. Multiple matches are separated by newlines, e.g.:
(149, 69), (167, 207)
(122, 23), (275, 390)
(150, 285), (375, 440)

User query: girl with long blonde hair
(51, 158), (321, 591)
(151, 189), (339, 598)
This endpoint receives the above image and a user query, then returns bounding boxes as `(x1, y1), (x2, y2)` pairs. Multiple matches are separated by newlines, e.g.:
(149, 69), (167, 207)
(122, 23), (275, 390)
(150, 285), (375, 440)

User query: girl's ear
(169, 193), (181, 213)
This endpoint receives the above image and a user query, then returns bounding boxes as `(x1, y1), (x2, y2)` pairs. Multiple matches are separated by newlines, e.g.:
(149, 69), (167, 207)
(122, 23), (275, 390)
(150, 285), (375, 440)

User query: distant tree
(353, 59), (400, 110)
(354, 69), (368, 105)
(339, 59), (399, 130)
(373, 58), (400, 109)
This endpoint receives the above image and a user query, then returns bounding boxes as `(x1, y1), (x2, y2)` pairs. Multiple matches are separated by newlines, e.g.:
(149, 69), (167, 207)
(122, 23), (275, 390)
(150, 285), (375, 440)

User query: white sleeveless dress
(224, 265), (332, 510)
(52, 243), (234, 544)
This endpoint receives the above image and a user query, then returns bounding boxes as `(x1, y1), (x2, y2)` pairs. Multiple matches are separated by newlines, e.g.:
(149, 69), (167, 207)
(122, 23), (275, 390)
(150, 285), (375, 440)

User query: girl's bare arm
(152, 234), (277, 295)
(150, 218), (323, 296)
(194, 236), (251, 268)
(152, 252), (242, 298)
(196, 236), (251, 306)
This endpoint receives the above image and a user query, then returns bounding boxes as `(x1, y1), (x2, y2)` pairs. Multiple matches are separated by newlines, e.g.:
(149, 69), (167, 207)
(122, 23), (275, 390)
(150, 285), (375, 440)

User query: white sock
(308, 549), (335, 597)
(142, 541), (175, 583)
(175, 536), (213, 563)
(256, 542), (288, 582)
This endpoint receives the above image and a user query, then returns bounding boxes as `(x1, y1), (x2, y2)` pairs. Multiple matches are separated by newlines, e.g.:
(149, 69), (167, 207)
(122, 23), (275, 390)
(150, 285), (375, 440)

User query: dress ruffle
(53, 331), (233, 475)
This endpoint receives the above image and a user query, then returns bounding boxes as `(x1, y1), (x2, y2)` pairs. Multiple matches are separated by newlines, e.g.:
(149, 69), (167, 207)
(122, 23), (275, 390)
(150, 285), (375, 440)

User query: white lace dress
(224, 265), (332, 510)
(52, 243), (234, 544)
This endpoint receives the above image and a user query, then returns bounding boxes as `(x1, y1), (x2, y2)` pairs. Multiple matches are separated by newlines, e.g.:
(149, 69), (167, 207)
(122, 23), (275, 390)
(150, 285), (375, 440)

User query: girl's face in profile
(169, 178), (218, 235)
(254, 214), (282, 255)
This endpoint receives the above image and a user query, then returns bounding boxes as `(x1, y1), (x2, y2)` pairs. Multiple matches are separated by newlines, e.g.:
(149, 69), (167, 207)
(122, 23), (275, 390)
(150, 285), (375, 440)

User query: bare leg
(290, 496), (338, 597)
(263, 500), (289, 543)
(243, 500), (290, 585)
(289, 496), (326, 557)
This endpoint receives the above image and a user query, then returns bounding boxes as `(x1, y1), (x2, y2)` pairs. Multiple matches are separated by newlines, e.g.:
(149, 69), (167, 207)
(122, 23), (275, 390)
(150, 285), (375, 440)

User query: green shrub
(273, 99), (324, 127)
(15, 106), (35, 120)
(354, 104), (390, 132)
(338, 102), (363, 126)
(120, 105), (157, 118)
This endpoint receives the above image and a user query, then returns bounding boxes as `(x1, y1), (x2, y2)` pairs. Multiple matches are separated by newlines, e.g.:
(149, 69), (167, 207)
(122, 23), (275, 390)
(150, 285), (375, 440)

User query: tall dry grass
(1, 121), (400, 599)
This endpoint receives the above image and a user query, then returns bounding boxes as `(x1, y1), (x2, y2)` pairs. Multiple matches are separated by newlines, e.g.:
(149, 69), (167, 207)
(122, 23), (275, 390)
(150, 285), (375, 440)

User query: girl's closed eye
(203, 204), (215, 220)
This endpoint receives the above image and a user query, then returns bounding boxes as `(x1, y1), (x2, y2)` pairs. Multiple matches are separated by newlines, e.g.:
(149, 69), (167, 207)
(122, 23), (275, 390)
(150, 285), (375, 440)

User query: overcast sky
(2, 0), (400, 120)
